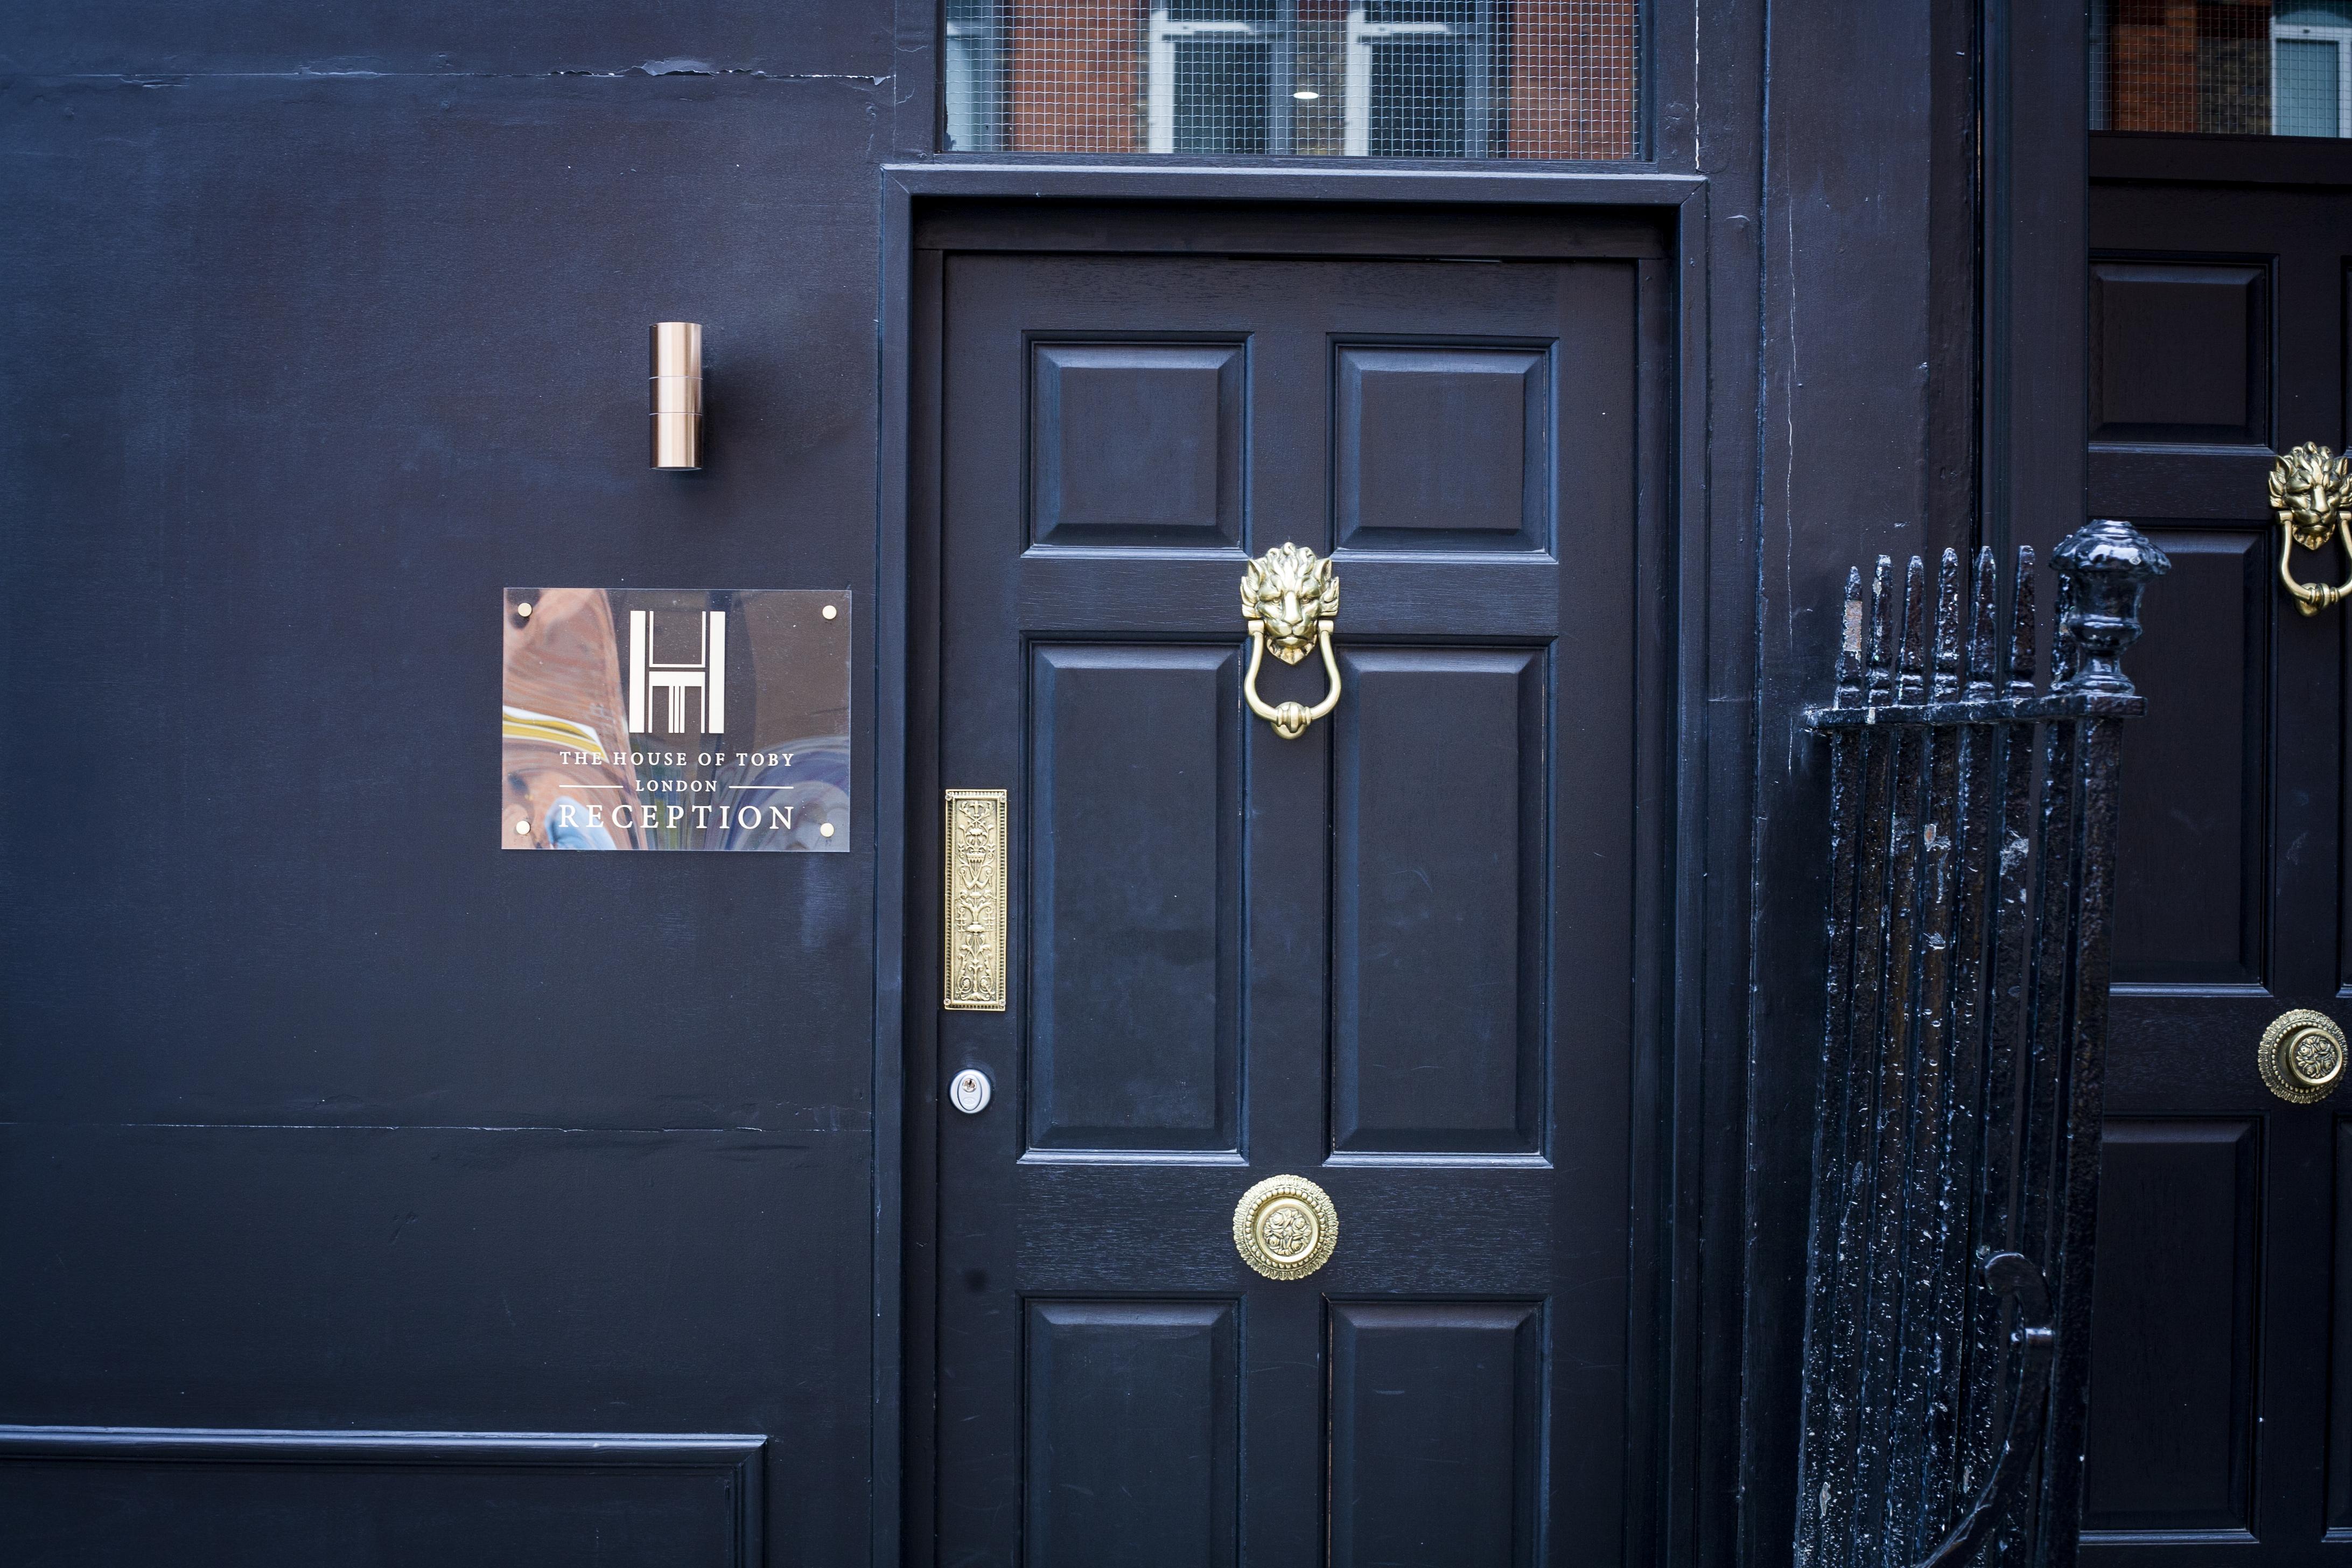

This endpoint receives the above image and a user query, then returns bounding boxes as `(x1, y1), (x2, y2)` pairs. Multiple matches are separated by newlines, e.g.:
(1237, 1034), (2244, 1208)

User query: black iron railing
(1794, 520), (2167, 1568)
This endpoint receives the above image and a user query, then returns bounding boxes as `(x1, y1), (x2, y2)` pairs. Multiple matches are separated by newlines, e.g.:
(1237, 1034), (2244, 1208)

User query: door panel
(2086, 147), (2352, 1568)
(2082, 1119), (2260, 1535)
(2090, 260), (2270, 445)
(1023, 1299), (1240, 1568)
(1331, 648), (1546, 1155)
(923, 228), (1662, 1565)
(1327, 1300), (1544, 1568)
(1333, 345), (1553, 550)
(2328, 1123), (2352, 1529)
(1028, 340), (1248, 548)
(2109, 531), (2268, 988)
(1026, 643), (1240, 1152)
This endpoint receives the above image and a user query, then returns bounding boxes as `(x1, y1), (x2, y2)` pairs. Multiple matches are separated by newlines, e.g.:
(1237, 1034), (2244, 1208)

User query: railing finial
(2050, 519), (2170, 697)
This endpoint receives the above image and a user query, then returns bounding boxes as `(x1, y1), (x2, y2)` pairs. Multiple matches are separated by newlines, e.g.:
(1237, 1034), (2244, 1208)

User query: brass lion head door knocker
(2270, 442), (2352, 615)
(1240, 543), (1341, 739)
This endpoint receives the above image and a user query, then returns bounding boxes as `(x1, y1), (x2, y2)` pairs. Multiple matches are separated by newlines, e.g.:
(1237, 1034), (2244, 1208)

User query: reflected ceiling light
(1293, 89), (1320, 100)
(650, 321), (702, 471)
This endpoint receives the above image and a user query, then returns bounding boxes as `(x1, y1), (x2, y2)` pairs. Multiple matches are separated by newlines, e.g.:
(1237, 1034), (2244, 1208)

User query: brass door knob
(1233, 1174), (1338, 1280)
(2260, 1009), (2347, 1104)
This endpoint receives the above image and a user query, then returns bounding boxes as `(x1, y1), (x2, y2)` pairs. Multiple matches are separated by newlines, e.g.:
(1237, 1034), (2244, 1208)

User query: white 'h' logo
(627, 610), (726, 734)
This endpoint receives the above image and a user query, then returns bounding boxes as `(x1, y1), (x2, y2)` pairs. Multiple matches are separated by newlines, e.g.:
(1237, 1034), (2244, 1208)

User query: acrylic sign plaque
(501, 589), (849, 851)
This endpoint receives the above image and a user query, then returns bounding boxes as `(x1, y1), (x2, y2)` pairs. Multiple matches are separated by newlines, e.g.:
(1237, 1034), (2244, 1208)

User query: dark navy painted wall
(2, 7), (895, 1562)
(0, 2), (2089, 1564)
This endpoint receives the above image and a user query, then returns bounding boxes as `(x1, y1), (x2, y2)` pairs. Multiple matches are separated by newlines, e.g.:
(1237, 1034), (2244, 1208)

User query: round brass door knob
(1233, 1174), (1338, 1281)
(2260, 1009), (2347, 1104)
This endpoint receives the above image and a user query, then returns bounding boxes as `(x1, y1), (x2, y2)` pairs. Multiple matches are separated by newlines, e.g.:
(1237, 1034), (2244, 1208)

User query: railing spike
(1933, 548), (1963, 701)
(1966, 548), (1998, 698)
(1837, 566), (1866, 708)
(1869, 557), (1896, 704)
(2049, 572), (2077, 688)
(1899, 556), (1929, 701)
(2007, 548), (2037, 698)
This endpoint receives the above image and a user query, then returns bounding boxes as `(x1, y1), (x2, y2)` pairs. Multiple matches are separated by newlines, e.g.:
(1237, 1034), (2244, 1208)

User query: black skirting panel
(0, 1427), (764, 1568)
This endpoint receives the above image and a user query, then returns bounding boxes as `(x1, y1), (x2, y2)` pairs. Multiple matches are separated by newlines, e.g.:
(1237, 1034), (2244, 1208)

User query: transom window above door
(942, 0), (1636, 159)
(2091, 0), (2352, 137)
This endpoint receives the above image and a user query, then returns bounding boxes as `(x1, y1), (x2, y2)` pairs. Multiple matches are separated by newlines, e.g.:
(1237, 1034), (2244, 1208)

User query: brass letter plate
(943, 789), (1009, 1011)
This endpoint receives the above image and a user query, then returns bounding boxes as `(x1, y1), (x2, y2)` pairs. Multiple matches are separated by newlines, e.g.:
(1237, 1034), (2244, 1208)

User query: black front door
(2083, 136), (2352, 1565)
(911, 214), (1671, 1565)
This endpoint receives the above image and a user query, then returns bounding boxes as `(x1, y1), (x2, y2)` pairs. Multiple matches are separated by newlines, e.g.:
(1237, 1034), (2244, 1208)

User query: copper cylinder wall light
(650, 322), (702, 470)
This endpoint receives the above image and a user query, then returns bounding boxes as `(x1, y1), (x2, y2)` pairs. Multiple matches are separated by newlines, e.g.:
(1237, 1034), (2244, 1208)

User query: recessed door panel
(1331, 648), (1546, 1154)
(1328, 1301), (1542, 1568)
(1027, 644), (1239, 1151)
(2091, 260), (2269, 446)
(1025, 1299), (1239, 1568)
(2109, 530), (2267, 988)
(2082, 1119), (2259, 1534)
(1334, 345), (1551, 551)
(2322, 1124), (2352, 1528)
(1030, 341), (1246, 549)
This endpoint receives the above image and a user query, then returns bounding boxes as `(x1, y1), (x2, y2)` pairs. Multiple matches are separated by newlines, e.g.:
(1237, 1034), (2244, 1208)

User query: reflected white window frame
(1345, 4), (1467, 156)
(2273, 23), (2352, 138)
(1342, 3), (1495, 158)
(944, 0), (1004, 151)
(1146, 6), (1284, 154)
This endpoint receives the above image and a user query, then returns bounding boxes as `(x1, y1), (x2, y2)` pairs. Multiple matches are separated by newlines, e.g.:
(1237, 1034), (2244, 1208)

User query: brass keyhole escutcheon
(2260, 1009), (2347, 1104)
(1233, 1174), (1339, 1281)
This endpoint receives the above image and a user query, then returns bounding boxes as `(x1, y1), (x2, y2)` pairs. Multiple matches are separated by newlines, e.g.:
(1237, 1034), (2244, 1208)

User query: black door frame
(876, 163), (1720, 1566)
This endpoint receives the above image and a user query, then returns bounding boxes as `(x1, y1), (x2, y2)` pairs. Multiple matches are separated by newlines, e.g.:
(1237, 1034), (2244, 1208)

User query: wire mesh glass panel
(2090, 0), (2352, 136)
(1172, 33), (1275, 152)
(1368, 37), (1474, 155)
(943, 0), (1636, 159)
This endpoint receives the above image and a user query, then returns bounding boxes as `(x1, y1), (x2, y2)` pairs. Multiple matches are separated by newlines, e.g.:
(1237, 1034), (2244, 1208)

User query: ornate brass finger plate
(2268, 443), (2352, 615)
(942, 789), (1008, 1011)
(1240, 544), (1342, 739)
(1233, 1174), (1339, 1281)
(2259, 1008), (2347, 1104)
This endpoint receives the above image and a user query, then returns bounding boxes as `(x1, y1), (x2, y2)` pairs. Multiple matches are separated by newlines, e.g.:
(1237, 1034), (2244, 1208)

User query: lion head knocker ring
(1240, 544), (1341, 739)
(2270, 442), (2352, 616)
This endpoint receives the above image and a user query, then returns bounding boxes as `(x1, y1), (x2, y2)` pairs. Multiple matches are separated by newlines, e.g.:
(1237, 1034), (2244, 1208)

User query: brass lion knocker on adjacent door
(2255, 450), (2352, 1104)
(1240, 543), (1342, 739)
(2271, 442), (2352, 615)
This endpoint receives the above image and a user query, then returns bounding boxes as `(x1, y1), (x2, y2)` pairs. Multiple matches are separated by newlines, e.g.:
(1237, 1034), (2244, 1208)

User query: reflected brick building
(951, 0), (1636, 159)
(2092, 0), (2352, 137)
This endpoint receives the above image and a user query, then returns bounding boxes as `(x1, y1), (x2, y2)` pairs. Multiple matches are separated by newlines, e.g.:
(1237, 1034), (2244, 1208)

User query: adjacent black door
(2084, 137), (2352, 1567)
(911, 214), (1672, 1565)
